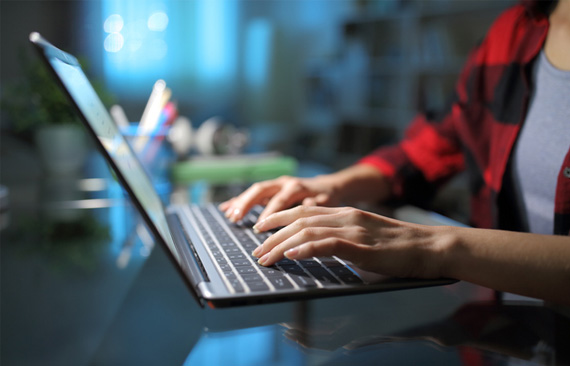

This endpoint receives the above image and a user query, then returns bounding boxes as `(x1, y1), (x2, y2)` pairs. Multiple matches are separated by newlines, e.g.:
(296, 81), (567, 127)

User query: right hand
(219, 174), (342, 223)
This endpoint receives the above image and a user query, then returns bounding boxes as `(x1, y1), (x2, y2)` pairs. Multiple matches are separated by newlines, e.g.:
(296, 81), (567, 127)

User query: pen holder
(121, 123), (175, 197)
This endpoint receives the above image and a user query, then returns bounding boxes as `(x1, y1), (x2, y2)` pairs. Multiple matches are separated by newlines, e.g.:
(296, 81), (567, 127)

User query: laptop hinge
(166, 213), (210, 284)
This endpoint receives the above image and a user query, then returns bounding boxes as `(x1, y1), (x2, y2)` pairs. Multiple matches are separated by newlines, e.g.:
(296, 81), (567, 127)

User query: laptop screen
(35, 34), (180, 262)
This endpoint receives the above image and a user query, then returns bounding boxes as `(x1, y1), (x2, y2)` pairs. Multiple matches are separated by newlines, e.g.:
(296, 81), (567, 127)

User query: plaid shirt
(359, 4), (570, 235)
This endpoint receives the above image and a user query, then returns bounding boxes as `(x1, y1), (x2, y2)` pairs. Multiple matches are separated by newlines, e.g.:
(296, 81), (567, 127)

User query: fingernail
(285, 248), (299, 259)
(252, 245), (262, 257)
(229, 208), (241, 223)
(253, 218), (266, 234)
(258, 253), (270, 266)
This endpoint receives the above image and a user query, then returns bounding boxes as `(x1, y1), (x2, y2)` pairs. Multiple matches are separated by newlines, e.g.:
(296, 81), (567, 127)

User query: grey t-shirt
(509, 50), (570, 234)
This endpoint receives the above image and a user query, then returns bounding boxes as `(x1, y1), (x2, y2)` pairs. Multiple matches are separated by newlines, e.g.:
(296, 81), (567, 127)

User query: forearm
(437, 226), (570, 305)
(325, 164), (392, 205)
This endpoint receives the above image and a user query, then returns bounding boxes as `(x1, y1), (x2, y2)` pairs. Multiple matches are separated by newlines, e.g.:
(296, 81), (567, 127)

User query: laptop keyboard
(188, 204), (364, 294)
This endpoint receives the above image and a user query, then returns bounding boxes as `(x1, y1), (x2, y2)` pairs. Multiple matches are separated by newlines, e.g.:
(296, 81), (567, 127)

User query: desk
(1, 137), (569, 366)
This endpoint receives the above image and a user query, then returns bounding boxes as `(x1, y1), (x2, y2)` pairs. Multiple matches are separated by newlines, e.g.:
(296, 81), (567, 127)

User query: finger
(260, 236), (369, 267)
(258, 225), (358, 266)
(302, 197), (318, 206)
(218, 198), (236, 212)
(257, 181), (310, 222)
(226, 180), (283, 222)
(284, 238), (370, 265)
(257, 226), (333, 266)
(255, 206), (343, 233)
(315, 193), (335, 206)
(253, 207), (349, 258)
(303, 193), (335, 207)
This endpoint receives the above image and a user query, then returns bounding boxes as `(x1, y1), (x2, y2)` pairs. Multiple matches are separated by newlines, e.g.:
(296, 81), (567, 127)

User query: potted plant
(2, 52), (114, 174)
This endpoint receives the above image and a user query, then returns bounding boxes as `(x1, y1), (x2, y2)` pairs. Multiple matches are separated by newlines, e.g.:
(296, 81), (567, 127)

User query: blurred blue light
(104, 32), (124, 53)
(148, 12), (169, 32)
(101, 0), (237, 99)
(104, 14), (124, 33)
(195, 0), (237, 82)
(245, 19), (272, 89)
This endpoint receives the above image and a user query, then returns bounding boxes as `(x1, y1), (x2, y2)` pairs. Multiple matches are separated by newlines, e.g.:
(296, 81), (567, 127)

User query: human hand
(252, 206), (448, 279)
(219, 175), (342, 223)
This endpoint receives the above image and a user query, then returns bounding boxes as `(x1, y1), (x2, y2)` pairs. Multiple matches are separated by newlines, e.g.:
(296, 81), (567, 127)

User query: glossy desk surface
(1, 139), (569, 366)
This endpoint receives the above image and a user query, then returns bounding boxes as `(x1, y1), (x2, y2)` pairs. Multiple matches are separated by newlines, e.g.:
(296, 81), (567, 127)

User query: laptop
(30, 32), (455, 308)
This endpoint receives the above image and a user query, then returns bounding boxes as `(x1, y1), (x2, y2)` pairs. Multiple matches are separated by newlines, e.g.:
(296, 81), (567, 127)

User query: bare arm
(442, 226), (570, 305)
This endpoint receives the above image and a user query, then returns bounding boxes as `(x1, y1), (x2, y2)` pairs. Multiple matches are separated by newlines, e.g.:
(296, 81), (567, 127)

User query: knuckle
(284, 177), (303, 188)
(250, 182), (264, 192)
(299, 227), (317, 240)
(293, 205), (310, 215)
(293, 217), (308, 229)
(353, 226), (370, 242)
(272, 195), (287, 204)
(303, 241), (316, 253)
(329, 238), (347, 252)
(345, 207), (365, 223)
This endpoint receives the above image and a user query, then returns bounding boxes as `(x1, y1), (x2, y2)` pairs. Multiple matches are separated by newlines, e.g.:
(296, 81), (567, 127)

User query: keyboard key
(219, 264), (232, 272)
(268, 277), (294, 290)
(227, 253), (246, 260)
(258, 267), (285, 278)
(219, 241), (237, 248)
(241, 273), (263, 283)
(327, 266), (352, 275)
(228, 279), (245, 293)
(247, 281), (270, 292)
(288, 274), (318, 288)
(297, 259), (321, 267)
(242, 273), (270, 292)
(231, 259), (251, 267)
(339, 274), (363, 284)
(329, 266), (363, 284)
(237, 266), (258, 275)
(225, 247), (242, 254)
(275, 258), (296, 266)
(278, 264), (305, 275)
(242, 244), (258, 253)
(319, 258), (343, 267)
(306, 267), (340, 286)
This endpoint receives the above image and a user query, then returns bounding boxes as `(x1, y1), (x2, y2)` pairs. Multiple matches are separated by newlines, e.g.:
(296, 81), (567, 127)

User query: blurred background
(0, 2), (524, 364)
(1, 0), (515, 219)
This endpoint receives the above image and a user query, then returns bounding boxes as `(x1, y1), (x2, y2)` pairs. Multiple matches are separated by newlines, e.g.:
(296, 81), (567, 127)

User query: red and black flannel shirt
(358, 4), (570, 236)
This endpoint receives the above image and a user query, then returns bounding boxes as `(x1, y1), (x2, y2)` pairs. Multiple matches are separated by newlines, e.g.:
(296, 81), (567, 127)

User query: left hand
(252, 206), (449, 279)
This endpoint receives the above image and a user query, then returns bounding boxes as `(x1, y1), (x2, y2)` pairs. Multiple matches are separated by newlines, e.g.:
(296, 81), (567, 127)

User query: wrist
(427, 226), (462, 279)
(330, 165), (392, 204)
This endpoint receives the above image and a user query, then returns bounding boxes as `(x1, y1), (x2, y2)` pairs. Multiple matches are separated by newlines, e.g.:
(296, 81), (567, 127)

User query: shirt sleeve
(357, 110), (465, 205)
(357, 61), (474, 205)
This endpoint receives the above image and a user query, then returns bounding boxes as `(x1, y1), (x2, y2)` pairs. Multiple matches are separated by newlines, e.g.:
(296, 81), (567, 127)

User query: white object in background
(167, 116), (194, 158)
(110, 104), (130, 129)
(194, 117), (221, 155)
(134, 80), (171, 152)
